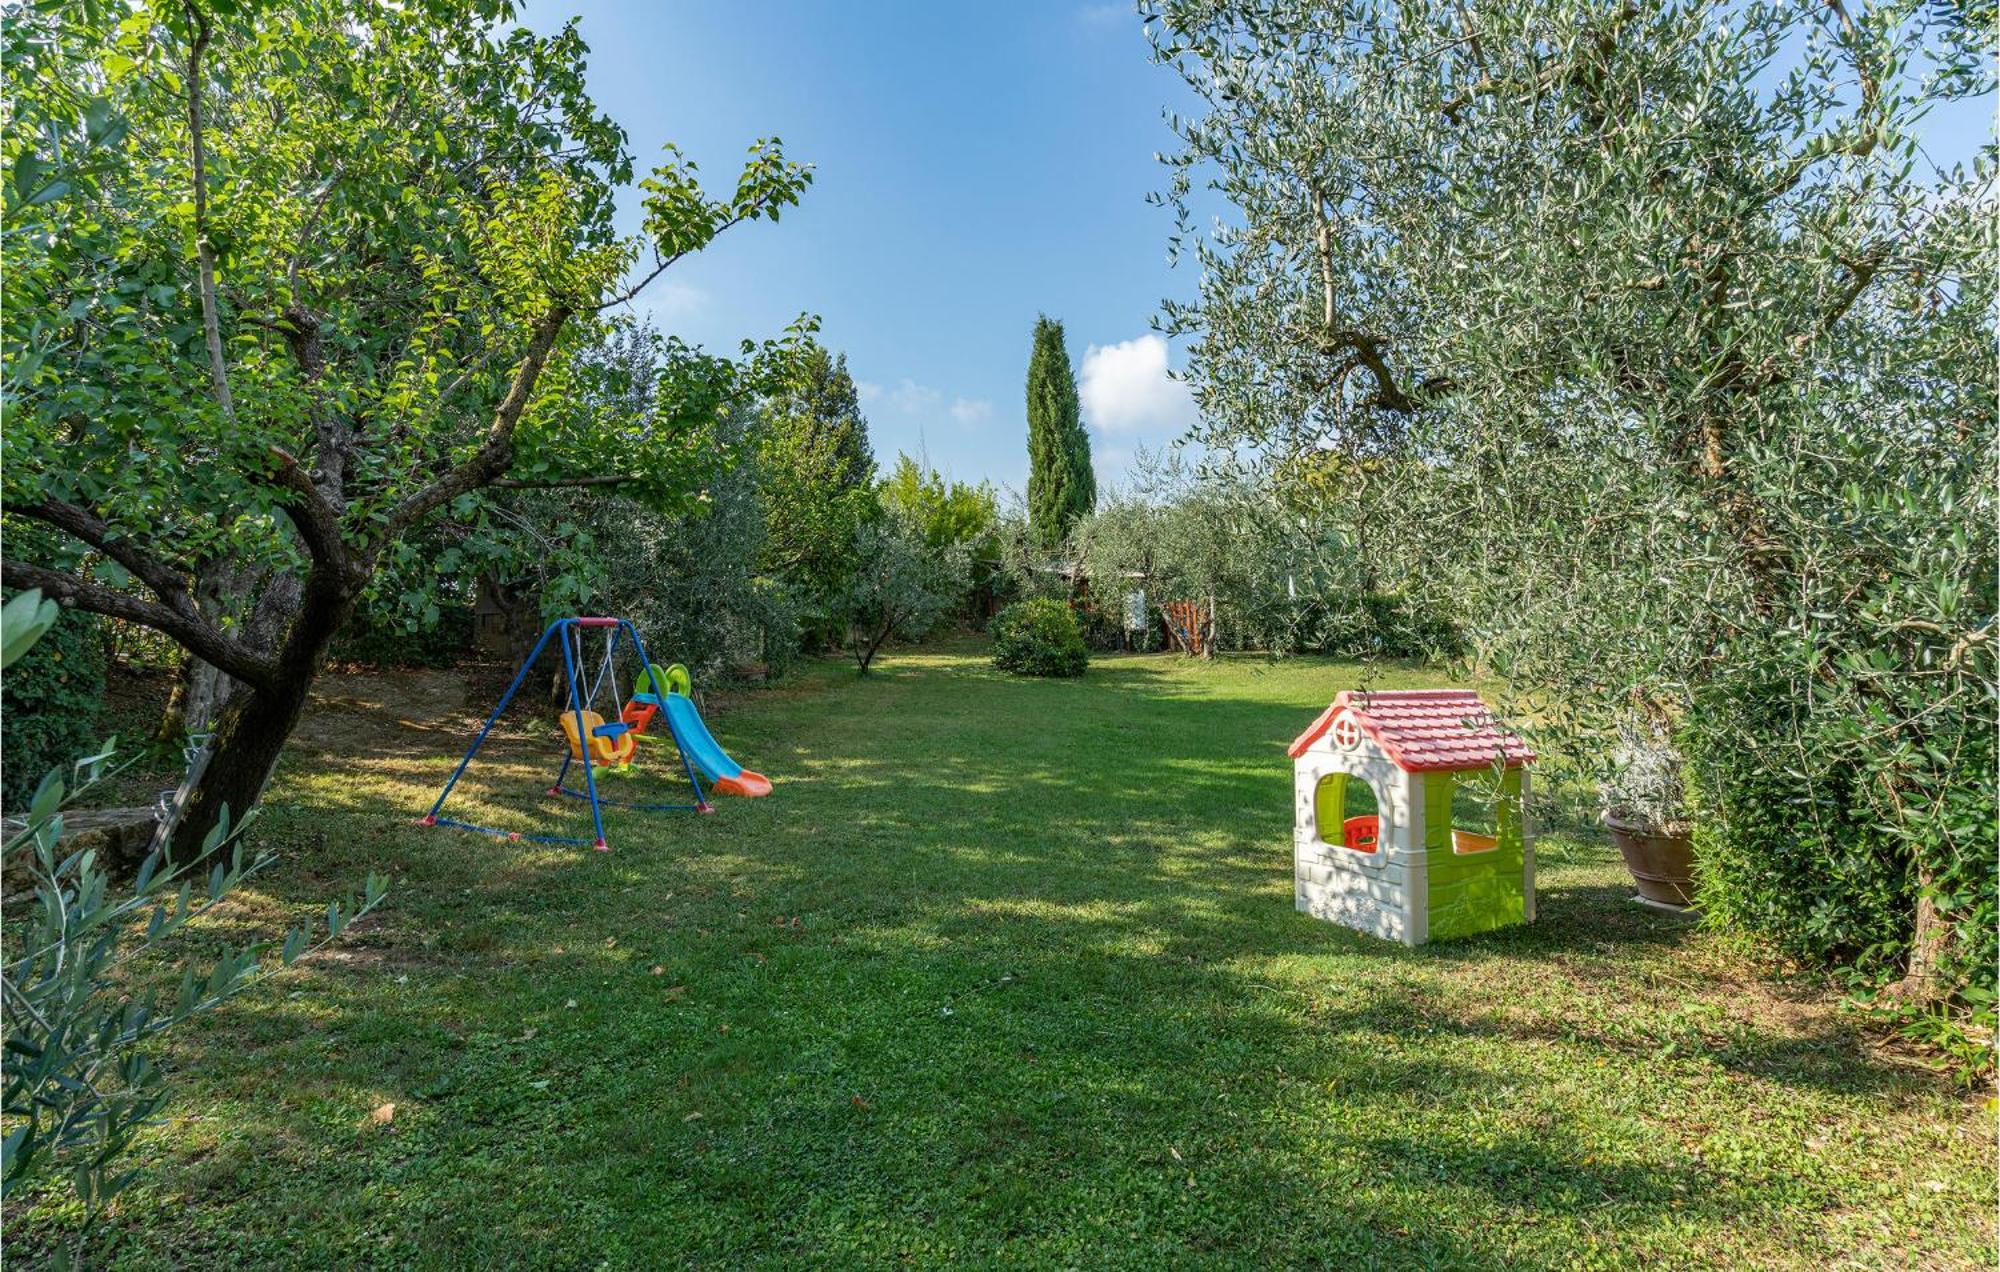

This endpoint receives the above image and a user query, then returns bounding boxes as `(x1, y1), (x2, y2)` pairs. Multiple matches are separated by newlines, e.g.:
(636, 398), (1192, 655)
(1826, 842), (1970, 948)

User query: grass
(9, 643), (1995, 1267)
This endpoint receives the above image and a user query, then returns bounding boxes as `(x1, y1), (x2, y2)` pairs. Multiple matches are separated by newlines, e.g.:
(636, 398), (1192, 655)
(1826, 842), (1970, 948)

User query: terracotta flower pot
(1603, 810), (1697, 907)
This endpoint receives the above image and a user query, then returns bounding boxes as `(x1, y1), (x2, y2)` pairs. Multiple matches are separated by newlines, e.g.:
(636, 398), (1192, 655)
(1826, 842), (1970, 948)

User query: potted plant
(1600, 719), (1697, 908)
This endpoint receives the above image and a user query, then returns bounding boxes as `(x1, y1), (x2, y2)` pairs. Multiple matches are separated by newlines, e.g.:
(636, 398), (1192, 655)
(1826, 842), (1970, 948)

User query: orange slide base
(710, 770), (772, 798)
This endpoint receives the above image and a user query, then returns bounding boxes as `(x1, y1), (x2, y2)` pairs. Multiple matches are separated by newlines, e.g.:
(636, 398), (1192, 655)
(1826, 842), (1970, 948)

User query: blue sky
(524, 0), (1194, 498)
(524, 2), (1994, 497)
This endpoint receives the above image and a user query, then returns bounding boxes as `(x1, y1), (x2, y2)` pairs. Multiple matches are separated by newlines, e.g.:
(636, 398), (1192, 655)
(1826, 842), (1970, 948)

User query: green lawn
(12, 645), (1994, 1267)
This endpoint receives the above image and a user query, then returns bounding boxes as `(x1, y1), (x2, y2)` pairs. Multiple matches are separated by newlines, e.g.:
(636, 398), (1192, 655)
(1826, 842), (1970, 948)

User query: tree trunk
(155, 560), (303, 741)
(159, 675), (312, 861)
(1893, 862), (1951, 1004)
(854, 618), (894, 674)
(156, 653), (231, 743)
(154, 559), (244, 740)
(158, 572), (353, 863)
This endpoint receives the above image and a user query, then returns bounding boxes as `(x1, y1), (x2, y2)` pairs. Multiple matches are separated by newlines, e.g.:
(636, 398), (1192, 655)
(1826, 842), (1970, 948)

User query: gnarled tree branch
(263, 447), (353, 575)
(381, 305), (572, 537)
(0, 560), (276, 689)
(5, 495), (200, 613)
(1304, 187), (1450, 415)
(1312, 328), (1451, 414)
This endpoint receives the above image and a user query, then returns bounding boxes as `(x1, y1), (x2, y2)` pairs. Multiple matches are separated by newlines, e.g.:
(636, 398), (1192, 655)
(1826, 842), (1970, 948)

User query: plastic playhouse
(421, 616), (770, 851)
(1289, 689), (1535, 945)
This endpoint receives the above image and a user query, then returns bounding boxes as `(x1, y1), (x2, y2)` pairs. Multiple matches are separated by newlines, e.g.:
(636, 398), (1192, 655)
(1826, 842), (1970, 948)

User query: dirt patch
(291, 666), (475, 757)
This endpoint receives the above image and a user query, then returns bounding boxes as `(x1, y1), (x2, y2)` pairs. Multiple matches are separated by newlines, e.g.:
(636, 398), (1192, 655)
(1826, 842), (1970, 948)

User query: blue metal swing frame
(420, 616), (709, 851)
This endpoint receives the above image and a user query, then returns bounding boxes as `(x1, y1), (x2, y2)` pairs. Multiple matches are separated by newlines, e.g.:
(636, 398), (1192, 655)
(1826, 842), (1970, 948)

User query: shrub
(1, 599), (104, 810)
(1687, 660), (1997, 1000)
(991, 599), (1089, 678)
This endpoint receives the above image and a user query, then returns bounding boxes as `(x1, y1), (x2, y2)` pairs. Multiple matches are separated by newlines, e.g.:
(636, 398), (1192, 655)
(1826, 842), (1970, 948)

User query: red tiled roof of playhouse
(1287, 689), (1536, 771)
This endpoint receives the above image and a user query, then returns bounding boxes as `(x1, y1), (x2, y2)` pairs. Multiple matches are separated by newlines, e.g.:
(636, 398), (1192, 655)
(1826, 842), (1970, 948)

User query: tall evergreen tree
(1025, 316), (1094, 549)
(758, 343), (878, 599)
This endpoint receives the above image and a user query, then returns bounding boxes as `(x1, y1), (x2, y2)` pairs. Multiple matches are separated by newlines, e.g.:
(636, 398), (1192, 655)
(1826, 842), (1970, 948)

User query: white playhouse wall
(1292, 734), (1429, 945)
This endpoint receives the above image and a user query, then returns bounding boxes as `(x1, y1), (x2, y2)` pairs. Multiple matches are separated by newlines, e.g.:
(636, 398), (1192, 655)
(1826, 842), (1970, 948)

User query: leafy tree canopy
(1148, 0), (1995, 1000)
(1, 0), (811, 854)
(757, 342), (878, 599)
(879, 454), (997, 553)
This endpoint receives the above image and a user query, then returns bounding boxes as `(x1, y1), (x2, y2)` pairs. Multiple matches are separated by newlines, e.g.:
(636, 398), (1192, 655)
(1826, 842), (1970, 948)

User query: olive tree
(2, 0), (811, 857)
(1148, 0), (1994, 1001)
(841, 518), (969, 675)
(1070, 451), (1368, 654)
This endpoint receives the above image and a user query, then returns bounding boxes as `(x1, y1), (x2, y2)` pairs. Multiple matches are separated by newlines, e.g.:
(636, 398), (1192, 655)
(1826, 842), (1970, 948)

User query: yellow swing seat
(559, 710), (638, 766)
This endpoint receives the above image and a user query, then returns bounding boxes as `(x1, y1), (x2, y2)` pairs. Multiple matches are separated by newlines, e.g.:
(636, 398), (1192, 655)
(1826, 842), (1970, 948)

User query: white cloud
(948, 397), (993, 427)
(1094, 444), (1135, 484)
(888, 379), (942, 415)
(863, 377), (956, 416)
(1078, 334), (1198, 436)
(859, 379), (993, 431)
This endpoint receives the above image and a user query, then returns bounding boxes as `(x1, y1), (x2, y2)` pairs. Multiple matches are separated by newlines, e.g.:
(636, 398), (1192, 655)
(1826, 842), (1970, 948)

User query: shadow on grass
(29, 647), (1959, 1265)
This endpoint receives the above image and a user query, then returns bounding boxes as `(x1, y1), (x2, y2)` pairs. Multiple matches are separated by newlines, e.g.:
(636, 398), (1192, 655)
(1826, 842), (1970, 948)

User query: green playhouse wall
(1423, 768), (1526, 941)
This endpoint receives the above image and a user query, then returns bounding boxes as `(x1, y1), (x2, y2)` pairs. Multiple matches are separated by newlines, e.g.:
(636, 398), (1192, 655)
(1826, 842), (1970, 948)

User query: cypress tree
(1025, 316), (1094, 550)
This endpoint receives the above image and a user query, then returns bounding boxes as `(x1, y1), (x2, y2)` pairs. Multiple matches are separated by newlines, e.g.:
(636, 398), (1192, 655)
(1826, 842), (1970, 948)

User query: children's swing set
(420, 616), (770, 851)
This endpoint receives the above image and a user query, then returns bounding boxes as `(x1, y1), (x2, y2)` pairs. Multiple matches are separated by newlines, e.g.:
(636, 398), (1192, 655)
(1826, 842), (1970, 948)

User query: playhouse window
(1449, 767), (1507, 854)
(1314, 771), (1382, 854)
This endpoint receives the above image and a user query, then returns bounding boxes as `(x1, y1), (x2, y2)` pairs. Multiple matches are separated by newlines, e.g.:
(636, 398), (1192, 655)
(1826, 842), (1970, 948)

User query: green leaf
(0, 590), (61, 669)
(24, 179), (73, 207)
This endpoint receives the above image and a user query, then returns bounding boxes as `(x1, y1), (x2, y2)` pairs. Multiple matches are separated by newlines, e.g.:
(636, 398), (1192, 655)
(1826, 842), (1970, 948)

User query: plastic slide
(660, 693), (772, 797)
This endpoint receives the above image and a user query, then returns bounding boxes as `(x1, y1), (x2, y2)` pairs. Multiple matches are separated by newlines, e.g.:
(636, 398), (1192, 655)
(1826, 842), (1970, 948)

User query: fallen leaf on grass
(851, 1095), (872, 1111)
(684, 1112), (703, 1122)
(369, 1102), (396, 1126)
(650, 965), (665, 976)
